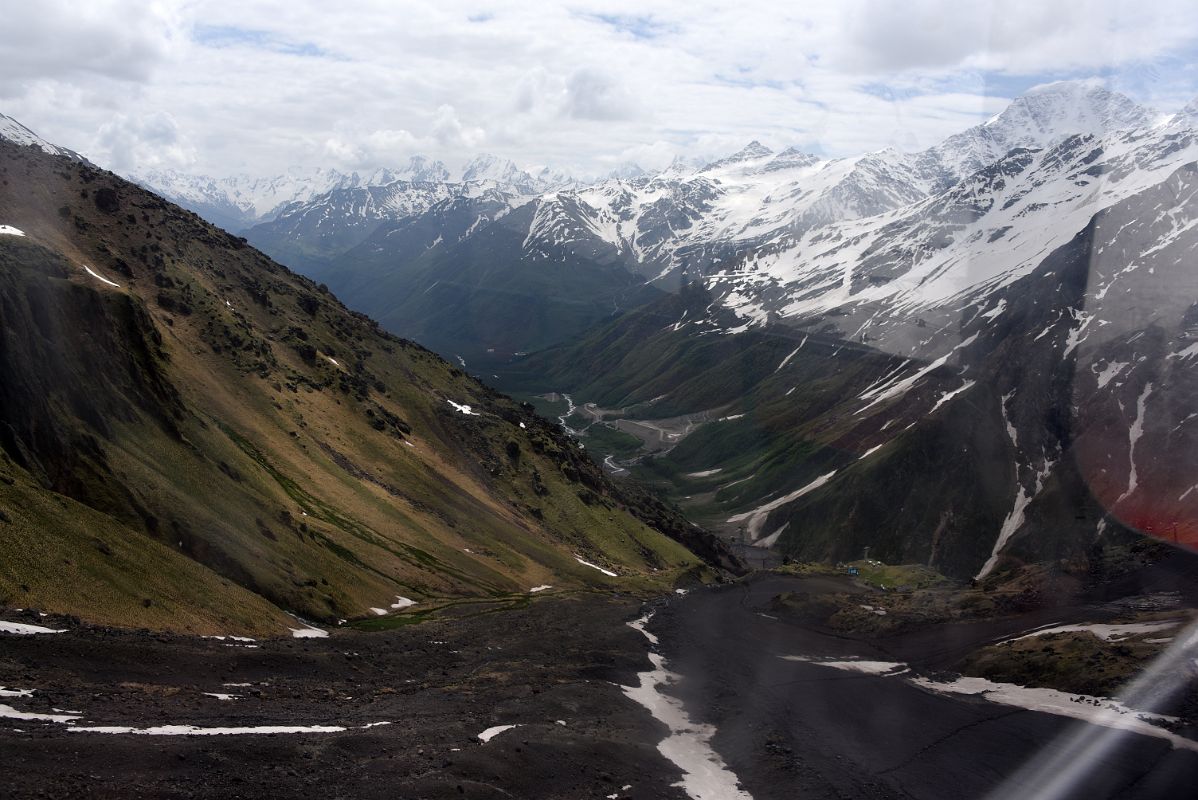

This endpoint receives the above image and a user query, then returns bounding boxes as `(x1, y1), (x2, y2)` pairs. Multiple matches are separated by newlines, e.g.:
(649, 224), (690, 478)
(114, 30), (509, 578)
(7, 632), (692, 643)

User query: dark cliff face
(0, 140), (738, 634)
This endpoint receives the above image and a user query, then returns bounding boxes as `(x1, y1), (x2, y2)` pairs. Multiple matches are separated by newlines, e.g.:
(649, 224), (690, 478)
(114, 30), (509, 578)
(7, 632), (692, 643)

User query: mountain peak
(984, 79), (1153, 144)
(762, 146), (820, 172)
(397, 155), (450, 183)
(701, 140), (775, 173)
(730, 140), (774, 161)
(460, 153), (524, 183)
(1171, 96), (1198, 127)
(0, 111), (89, 163)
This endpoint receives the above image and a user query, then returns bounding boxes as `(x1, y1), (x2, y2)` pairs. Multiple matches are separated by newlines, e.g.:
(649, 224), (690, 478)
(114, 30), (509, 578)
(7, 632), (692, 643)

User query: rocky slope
(0, 137), (738, 636)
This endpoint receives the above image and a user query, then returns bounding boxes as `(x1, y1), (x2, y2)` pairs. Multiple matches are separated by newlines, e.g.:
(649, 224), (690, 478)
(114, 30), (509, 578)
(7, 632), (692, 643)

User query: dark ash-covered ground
(0, 595), (688, 800)
(648, 572), (1198, 800)
(6, 568), (1198, 800)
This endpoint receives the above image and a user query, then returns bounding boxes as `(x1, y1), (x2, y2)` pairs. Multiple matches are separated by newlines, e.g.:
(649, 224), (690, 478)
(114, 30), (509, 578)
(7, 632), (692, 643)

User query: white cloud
(563, 69), (640, 121)
(94, 111), (196, 172)
(0, 0), (1194, 178)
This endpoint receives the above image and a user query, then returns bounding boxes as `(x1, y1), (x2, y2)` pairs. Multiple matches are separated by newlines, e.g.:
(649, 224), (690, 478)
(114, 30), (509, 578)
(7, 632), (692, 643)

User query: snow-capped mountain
(228, 81), (1183, 372)
(129, 166), (398, 232)
(132, 154), (570, 234)
(0, 112), (88, 163)
(231, 78), (1195, 581)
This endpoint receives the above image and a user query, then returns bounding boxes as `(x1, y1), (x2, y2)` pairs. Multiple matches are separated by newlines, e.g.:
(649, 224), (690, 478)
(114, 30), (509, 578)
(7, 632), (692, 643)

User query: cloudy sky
(2, 0), (1196, 179)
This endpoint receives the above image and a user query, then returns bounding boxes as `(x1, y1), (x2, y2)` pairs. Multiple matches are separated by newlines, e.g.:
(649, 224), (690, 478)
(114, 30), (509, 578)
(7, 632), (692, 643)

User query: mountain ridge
(0, 136), (739, 635)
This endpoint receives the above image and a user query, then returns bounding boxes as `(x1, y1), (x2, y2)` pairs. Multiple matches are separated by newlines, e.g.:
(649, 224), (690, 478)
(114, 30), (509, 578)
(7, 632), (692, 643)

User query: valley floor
(4, 575), (1198, 799)
(0, 594), (690, 800)
(649, 573), (1198, 799)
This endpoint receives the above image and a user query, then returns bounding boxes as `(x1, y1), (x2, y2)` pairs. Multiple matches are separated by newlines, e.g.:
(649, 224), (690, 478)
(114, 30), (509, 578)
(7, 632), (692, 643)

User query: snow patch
(1115, 383), (1153, 506)
(0, 703), (81, 723)
(68, 723), (369, 736)
(912, 675), (1198, 752)
(574, 556), (618, 577)
(781, 656), (907, 675)
(288, 621), (329, 639)
(478, 724), (520, 743)
(623, 614), (752, 800)
(1094, 361), (1129, 389)
(0, 620), (66, 635)
(446, 400), (479, 416)
(929, 380), (975, 414)
(528, 585), (553, 593)
(82, 265), (120, 288)
(727, 471), (837, 541)
(753, 522), (789, 549)
(773, 337), (807, 373)
(1011, 620), (1182, 643)
(0, 225), (25, 236)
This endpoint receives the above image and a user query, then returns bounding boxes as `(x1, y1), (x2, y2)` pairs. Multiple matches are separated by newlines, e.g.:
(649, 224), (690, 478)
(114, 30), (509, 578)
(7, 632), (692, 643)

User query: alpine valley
(133, 80), (1198, 581)
(6, 78), (1198, 800)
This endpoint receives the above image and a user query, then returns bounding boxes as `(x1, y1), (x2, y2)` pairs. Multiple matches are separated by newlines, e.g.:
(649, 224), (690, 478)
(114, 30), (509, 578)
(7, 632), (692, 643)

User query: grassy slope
(493, 283), (1025, 577)
(0, 141), (722, 635)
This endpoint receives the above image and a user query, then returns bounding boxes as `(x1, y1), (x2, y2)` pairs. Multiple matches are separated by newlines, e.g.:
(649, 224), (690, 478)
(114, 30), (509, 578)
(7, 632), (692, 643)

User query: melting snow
(446, 400), (479, 416)
(782, 656), (907, 675)
(0, 704), (81, 723)
(773, 337), (807, 373)
(288, 623), (329, 639)
(727, 471), (837, 540)
(528, 585), (553, 593)
(0, 688), (34, 697)
(978, 299), (1007, 321)
(369, 608), (387, 616)
(69, 723), (358, 736)
(0, 621), (66, 635)
(778, 653), (1198, 751)
(929, 380), (976, 414)
(82, 265), (120, 288)
(858, 334), (979, 413)
(685, 468), (723, 478)
(1011, 620), (1182, 643)
(390, 596), (415, 609)
(623, 614), (752, 800)
(1094, 361), (1129, 389)
(478, 724), (520, 742)
(912, 675), (1198, 753)
(753, 522), (789, 549)
(859, 443), (885, 460)
(574, 556), (618, 577)
(0, 225), (25, 236)
(203, 693), (238, 701)
(1115, 383), (1153, 506)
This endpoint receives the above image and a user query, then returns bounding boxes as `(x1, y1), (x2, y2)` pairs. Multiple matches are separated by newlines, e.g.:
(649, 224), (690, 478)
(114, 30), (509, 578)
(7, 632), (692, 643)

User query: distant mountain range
(145, 81), (1190, 371)
(130, 154), (578, 234)
(6, 79), (1194, 583)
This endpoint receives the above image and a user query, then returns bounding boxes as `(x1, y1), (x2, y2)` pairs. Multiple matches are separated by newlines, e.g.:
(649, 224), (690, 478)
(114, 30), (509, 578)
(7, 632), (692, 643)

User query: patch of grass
(581, 423), (644, 459)
(845, 560), (949, 590)
(961, 628), (1180, 698)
